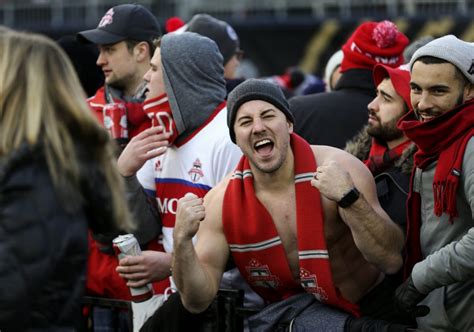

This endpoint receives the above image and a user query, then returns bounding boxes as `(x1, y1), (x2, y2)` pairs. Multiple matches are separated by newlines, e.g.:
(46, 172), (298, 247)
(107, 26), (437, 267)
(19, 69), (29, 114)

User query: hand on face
(117, 126), (171, 177)
(116, 250), (172, 287)
(310, 160), (354, 202)
(174, 193), (205, 244)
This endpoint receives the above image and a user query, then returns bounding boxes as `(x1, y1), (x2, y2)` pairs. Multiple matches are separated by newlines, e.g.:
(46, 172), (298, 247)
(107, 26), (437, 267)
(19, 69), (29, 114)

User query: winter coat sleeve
(123, 174), (161, 245)
(411, 139), (474, 294)
(0, 162), (58, 328)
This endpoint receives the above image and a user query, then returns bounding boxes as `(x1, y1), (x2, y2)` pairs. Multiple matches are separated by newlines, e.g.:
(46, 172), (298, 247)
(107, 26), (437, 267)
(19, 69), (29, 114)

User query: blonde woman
(0, 31), (134, 330)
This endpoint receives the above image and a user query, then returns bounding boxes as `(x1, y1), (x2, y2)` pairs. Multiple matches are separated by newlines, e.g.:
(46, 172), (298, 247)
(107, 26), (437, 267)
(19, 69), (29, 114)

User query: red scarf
(142, 94), (179, 145)
(364, 138), (412, 175)
(88, 87), (151, 138)
(398, 100), (474, 276)
(223, 133), (360, 316)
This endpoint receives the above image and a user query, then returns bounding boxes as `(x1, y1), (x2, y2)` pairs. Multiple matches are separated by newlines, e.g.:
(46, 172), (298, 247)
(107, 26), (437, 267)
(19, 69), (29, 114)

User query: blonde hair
(0, 31), (133, 232)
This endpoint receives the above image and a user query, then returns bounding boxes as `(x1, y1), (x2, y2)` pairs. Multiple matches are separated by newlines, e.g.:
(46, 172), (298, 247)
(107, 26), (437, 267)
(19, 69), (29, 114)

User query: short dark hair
(125, 39), (155, 58)
(152, 37), (162, 49)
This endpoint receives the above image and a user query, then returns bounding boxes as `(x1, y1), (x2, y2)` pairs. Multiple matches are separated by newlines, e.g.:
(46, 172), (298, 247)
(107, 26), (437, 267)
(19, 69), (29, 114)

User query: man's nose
(367, 98), (379, 113)
(96, 51), (106, 66)
(252, 118), (266, 133)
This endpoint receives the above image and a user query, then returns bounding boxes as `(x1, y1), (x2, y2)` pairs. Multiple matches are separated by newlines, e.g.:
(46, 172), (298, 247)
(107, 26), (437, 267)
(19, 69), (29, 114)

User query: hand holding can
(113, 234), (154, 302)
(103, 103), (129, 145)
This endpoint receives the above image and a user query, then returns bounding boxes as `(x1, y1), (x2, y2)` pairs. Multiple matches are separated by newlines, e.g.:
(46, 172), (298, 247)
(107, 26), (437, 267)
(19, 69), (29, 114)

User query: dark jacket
(345, 127), (416, 234)
(290, 69), (375, 149)
(345, 127), (416, 287)
(0, 143), (116, 331)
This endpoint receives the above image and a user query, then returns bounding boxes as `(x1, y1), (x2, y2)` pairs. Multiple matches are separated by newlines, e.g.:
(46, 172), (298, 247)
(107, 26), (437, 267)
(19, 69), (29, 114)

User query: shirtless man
(172, 79), (406, 329)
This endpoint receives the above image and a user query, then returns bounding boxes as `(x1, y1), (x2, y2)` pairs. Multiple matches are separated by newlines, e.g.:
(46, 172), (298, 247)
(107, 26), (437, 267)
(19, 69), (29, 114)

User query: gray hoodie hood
(160, 32), (226, 142)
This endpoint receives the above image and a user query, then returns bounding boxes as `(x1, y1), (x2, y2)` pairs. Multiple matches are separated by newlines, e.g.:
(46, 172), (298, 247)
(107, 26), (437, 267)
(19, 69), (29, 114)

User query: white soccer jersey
(137, 106), (241, 252)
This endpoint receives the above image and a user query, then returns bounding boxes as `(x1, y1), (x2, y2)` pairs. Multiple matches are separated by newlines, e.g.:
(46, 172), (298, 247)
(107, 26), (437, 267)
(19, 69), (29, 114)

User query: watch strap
(338, 187), (360, 208)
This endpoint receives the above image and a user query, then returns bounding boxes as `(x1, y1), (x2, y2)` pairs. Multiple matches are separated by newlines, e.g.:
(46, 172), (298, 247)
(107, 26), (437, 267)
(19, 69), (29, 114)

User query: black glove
(394, 276), (430, 319)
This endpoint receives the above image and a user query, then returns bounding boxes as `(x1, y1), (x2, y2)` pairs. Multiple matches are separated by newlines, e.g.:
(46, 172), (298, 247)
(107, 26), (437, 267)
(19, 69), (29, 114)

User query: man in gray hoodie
(116, 31), (262, 330)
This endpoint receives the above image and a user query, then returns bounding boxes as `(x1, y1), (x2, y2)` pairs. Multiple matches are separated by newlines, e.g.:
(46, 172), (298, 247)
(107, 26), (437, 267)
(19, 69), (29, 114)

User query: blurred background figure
(291, 20), (409, 149)
(402, 35), (434, 63)
(176, 13), (326, 97)
(181, 13), (245, 93)
(323, 49), (344, 92)
(0, 30), (133, 331)
(264, 66), (326, 98)
(186, 13), (242, 80)
(57, 34), (104, 97)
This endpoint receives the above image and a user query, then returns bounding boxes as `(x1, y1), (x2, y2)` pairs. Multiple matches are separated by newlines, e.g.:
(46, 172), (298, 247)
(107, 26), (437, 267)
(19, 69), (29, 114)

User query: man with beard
(395, 35), (474, 331)
(76, 5), (162, 330)
(290, 20), (409, 149)
(171, 79), (416, 330)
(345, 63), (415, 235)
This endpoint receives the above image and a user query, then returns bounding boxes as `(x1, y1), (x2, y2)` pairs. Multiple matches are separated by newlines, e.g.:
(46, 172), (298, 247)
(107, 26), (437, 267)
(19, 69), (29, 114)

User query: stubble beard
(414, 91), (465, 120)
(250, 138), (290, 174)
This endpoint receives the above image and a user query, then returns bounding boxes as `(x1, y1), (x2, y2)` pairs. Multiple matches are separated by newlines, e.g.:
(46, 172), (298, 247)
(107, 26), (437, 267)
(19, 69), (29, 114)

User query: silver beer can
(113, 234), (153, 302)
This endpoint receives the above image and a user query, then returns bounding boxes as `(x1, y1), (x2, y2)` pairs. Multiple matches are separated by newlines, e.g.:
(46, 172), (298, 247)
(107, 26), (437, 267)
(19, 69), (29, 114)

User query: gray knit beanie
(410, 35), (474, 84)
(227, 78), (294, 143)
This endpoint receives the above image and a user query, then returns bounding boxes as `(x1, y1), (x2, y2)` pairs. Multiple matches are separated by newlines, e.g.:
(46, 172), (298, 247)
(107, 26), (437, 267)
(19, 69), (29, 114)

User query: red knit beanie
(340, 20), (409, 73)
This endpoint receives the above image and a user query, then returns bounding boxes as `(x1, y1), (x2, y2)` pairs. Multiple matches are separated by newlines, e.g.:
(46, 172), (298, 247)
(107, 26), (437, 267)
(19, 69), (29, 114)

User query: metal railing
(1, 0), (473, 30)
(0, 0), (154, 29)
(174, 0), (473, 20)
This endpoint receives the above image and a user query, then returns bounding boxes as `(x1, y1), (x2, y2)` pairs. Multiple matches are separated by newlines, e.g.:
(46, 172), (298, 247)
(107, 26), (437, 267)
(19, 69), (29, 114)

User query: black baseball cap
(77, 4), (161, 45)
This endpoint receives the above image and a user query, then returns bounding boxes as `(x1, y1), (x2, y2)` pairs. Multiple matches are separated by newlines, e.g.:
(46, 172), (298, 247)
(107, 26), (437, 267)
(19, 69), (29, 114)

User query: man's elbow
(382, 254), (403, 275)
(181, 294), (213, 314)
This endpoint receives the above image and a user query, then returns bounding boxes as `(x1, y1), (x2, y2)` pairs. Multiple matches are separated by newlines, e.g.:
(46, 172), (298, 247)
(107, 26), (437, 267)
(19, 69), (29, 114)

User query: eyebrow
(429, 84), (450, 91)
(410, 82), (450, 91)
(236, 108), (276, 122)
(236, 114), (251, 124)
(261, 108), (276, 115)
(378, 89), (394, 101)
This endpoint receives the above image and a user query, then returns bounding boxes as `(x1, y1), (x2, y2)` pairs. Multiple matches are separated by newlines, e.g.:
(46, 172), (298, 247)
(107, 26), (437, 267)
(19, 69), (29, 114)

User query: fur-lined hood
(344, 125), (416, 175)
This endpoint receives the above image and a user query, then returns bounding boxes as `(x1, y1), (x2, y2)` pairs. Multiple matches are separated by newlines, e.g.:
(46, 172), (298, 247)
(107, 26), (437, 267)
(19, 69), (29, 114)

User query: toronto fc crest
(246, 258), (280, 289)
(98, 8), (114, 28)
(299, 268), (328, 302)
(188, 158), (204, 183)
(154, 159), (162, 172)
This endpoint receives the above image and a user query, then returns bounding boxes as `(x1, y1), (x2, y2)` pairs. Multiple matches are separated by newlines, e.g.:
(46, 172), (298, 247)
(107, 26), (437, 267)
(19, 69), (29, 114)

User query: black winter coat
(344, 127), (416, 235)
(345, 128), (416, 286)
(290, 69), (375, 149)
(0, 143), (117, 331)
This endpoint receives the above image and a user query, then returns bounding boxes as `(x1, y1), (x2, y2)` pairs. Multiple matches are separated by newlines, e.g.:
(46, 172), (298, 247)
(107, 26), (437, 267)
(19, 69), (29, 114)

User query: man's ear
(134, 41), (149, 62)
(288, 120), (294, 134)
